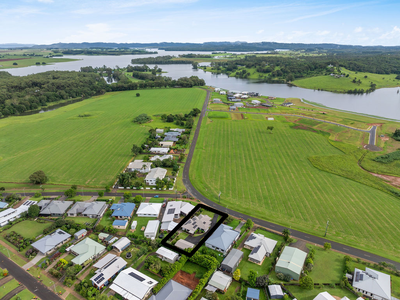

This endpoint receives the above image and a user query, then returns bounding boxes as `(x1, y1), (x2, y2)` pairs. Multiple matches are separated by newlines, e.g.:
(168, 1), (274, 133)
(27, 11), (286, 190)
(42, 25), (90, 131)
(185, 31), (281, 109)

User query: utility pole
(175, 189), (178, 200)
(218, 191), (221, 203)
(324, 220), (329, 237)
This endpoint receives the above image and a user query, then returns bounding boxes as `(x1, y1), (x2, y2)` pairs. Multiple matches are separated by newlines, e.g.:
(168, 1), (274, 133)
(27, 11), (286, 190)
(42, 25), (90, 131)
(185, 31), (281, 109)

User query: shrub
(276, 273), (285, 281)
(133, 113), (152, 124)
(34, 192), (42, 198)
(300, 275), (314, 290)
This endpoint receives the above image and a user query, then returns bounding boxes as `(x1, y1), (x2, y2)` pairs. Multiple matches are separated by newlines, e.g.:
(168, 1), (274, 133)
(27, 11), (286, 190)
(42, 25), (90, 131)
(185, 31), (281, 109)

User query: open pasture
(0, 88), (205, 186)
(191, 117), (400, 261)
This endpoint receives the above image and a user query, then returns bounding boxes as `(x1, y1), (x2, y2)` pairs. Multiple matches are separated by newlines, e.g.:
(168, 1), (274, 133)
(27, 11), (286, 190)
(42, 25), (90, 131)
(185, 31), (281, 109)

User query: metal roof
(31, 229), (71, 254)
(247, 287), (260, 299)
(221, 249), (243, 269)
(275, 246), (307, 276)
(206, 224), (239, 251)
(110, 203), (136, 217)
(113, 220), (128, 226)
(149, 280), (192, 300)
(70, 238), (106, 265)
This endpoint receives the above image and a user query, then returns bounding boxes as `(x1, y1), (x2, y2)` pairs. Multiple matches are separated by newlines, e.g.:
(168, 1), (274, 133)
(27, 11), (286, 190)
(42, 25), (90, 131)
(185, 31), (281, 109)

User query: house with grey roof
(144, 220), (160, 240)
(91, 254), (127, 289)
(182, 214), (212, 235)
(352, 268), (391, 300)
(220, 249), (243, 274)
(39, 200), (73, 217)
(150, 155), (173, 162)
(175, 239), (194, 250)
(156, 247), (179, 264)
(145, 168), (167, 186)
(205, 224), (240, 255)
(244, 233), (277, 265)
(74, 229), (87, 240)
(31, 229), (71, 255)
(149, 280), (192, 300)
(67, 202), (107, 218)
(127, 160), (152, 173)
(207, 271), (232, 293)
(70, 238), (106, 266)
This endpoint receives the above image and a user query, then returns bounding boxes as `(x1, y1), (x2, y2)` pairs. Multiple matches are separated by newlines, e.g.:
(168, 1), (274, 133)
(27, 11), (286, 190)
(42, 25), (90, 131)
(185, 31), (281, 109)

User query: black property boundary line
(182, 89), (400, 269)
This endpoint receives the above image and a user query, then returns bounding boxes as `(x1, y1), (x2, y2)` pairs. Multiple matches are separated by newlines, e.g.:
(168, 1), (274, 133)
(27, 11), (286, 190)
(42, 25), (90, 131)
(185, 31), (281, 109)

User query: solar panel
(129, 272), (145, 282)
(103, 258), (118, 270)
(360, 274), (363, 281)
(167, 208), (175, 214)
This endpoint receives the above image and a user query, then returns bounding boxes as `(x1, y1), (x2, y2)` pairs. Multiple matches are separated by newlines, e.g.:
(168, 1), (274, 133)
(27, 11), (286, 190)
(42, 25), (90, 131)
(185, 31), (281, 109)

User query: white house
(150, 148), (169, 154)
(144, 220), (160, 239)
(145, 168), (167, 186)
(352, 268), (391, 300)
(214, 88), (221, 92)
(127, 160), (152, 173)
(137, 203), (162, 217)
(219, 91), (226, 95)
(159, 141), (174, 148)
(156, 247), (179, 263)
(233, 103), (244, 107)
(242, 91), (249, 95)
(234, 93), (242, 98)
(155, 129), (164, 134)
(0, 201), (35, 227)
(150, 155), (173, 162)
(110, 268), (158, 300)
(241, 95), (249, 99)
(251, 100), (261, 105)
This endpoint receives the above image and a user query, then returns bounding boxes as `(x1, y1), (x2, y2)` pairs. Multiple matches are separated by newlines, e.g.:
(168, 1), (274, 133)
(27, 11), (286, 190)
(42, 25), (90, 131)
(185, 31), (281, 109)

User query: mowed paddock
(190, 115), (400, 261)
(0, 88), (206, 186)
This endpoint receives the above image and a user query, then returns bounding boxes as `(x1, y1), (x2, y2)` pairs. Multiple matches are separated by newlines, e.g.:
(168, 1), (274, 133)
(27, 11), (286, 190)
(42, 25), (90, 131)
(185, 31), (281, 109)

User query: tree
(0, 187), (5, 191)
(245, 218), (254, 229)
(393, 129), (400, 141)
(34, 192), (42, 198)
(28, 204), (40, 218)
(131, 144), (142, 155)
(324, 242), (331, 250)
(300, 275), (314, 289)
(282, 228), (291, 242)
(233, 269), (241, 281)
(124, 192), (132, 200)
(178, 153), (185, 162)
(98, 191), (104, 197)
(248, 270), (257, 287)
(105, 185), (111, 193)
(255, 274), (268, 287)
(133, 195), (143, 203)
(5, 193), (21, 202)
(64, 188), (77, 198)
(29, 170), (47, 184)
(132, 113), (151, 124)
(136, 93), (140, 97)
(3, 268), (8, 276)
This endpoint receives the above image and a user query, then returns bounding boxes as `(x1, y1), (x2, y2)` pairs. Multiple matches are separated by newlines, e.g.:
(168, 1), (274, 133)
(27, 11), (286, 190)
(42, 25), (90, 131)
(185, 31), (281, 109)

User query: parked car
(154, 195), (159, 198)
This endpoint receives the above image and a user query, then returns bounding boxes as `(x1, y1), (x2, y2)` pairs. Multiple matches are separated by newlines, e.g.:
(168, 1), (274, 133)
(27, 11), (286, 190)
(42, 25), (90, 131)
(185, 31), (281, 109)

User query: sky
(1, 0), (400, 46)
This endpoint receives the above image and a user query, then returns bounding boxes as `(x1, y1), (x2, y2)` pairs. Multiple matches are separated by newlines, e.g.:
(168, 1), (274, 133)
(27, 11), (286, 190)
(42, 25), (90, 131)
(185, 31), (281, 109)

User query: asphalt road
(0, 252), (63, 300)
(183, 91), (400, 269)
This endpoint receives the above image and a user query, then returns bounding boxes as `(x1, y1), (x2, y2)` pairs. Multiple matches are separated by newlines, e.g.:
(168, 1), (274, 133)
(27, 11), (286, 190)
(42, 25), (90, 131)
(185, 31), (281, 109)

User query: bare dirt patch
(368, 123), (384, 127)
(370, 172), (400, 187)
(380, 136), (389, 141)
(172, 270), (200, 290)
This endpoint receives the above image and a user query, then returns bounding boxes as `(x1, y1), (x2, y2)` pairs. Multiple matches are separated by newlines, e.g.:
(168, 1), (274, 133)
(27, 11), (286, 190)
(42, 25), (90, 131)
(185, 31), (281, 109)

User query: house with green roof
(275, 246), (307, 280)
(70, 237), (106, 266)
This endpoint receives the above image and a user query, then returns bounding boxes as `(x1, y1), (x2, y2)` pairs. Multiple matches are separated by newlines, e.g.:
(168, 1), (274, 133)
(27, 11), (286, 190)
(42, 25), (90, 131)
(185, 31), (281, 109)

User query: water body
(2, 50), (400, 120)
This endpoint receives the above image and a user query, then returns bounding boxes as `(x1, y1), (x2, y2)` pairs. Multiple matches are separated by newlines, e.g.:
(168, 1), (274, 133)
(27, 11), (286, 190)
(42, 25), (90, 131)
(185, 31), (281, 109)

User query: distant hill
(0, 43), (36, 48)
(4, 41), (400, 52)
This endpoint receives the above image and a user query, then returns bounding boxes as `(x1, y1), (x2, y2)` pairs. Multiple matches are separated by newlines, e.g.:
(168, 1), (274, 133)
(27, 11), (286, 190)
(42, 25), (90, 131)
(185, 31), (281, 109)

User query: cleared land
(3, 220), (50, 239)
(0, 88), (205, 187)
(293, 68), (400, 93)
(191, 116), (400, 261)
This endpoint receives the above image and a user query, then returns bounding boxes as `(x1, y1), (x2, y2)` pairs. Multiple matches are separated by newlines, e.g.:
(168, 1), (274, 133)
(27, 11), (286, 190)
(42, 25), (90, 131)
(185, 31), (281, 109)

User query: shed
(74, 229), (87, 240)
(208, 271), (232, 292)
(144, 220), (160, 239)
(156, 247), (179, 263)
(268, 285), (284, 299)
(247, 287), (260, 300)
(220, 249), (243, 274)
(113, 237), (131, 252)
(113, 219), (128, 229)
(175, 239), (194, 250)
(275, 246), (307, 281)
(131, 221), (137, 230)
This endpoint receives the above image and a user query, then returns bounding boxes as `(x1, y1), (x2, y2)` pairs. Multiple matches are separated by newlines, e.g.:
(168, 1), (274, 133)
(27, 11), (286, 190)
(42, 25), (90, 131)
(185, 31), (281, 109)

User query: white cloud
(38, 0), (54, 3)
(316, 30), (330, 36)
(256, 30), (264, 34)
(61, 23), (126, 43)
(354, 27), (363, 33)
(379, 26), (400, 40)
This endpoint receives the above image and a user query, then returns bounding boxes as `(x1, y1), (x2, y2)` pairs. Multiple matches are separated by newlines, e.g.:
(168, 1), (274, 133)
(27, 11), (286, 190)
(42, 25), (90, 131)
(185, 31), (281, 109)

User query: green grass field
(11, 288), (36, 300)
(287, 286), (357, 300)
(181, 261), (207, 278)
(65, 217), (96, 225)
(293, 68), (400, 92)
(0, 55), (77, 69)
(0, 88), (205, 187)
(0, 279), (20, 298)
(191, 117), (400, 261)
(3, 220), (51, 239)
(237, 248), (273, 281)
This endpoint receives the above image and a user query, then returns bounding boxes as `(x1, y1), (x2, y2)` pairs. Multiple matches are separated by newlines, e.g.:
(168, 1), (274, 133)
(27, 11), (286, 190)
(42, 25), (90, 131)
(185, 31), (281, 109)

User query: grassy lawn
(0, 88), (206, 187)
(181, 261), (207, 279)
(191, 117), (400, 262)
(0, 279), (20, 298)
(64, 254), (75, 263)
(99, 213), (114, 227)
(28, 267), (66, 294)
(225, 218), (240, 229)
(139, 265), (163, 282)
(3, 220), (51, 239)
(67, 196), (93, 201)
(65, 216), (96, 225)
(286, 286), (357, 300)
(237, 248), (273, 280)
(308, 245), (345, 283)
(254, 228), (285, 243)
(218, 280), (241, 300)
(134, 217), (157, 237)
(121, 247), (140, 266)
(66, 294), (81, 300)
(148, 197), (165, 203)
(11, 288), (36, 300)
(0, 243), (27, 266)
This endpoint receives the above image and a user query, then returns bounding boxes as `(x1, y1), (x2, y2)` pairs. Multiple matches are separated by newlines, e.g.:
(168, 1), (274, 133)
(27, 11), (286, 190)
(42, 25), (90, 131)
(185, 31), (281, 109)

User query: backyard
(3, 220), (51, 239)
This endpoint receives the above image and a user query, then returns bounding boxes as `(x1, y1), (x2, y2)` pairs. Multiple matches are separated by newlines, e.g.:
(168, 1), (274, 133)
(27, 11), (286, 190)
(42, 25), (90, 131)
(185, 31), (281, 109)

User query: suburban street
(0, 251), (63, 300)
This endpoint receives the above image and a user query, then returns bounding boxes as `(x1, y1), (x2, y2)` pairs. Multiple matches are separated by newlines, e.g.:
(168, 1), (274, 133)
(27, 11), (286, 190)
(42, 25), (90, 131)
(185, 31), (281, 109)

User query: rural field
(190, 115), (400, 261)
(0, 88), (206, 187)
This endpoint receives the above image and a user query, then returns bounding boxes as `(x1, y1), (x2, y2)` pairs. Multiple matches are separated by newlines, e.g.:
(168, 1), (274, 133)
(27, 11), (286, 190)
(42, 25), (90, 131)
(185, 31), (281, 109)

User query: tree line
(0, 68), (205, 117)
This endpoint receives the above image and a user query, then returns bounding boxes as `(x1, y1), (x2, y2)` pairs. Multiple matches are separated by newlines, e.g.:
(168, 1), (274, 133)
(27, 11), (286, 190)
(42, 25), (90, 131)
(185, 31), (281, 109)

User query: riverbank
(0, 56), (79, 69)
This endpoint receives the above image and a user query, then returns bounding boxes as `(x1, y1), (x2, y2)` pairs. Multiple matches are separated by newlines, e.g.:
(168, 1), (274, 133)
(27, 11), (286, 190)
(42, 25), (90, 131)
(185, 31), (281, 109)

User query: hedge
(153, 255), (188, 294)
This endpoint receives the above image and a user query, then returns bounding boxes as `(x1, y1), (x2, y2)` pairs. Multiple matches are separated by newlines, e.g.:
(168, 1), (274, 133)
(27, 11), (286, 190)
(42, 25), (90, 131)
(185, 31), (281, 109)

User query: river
(2, 50), (400, 120)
